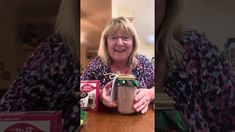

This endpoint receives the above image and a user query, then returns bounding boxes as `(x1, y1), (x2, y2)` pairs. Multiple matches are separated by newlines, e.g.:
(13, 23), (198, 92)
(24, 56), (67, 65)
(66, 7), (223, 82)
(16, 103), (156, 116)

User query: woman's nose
(116, 38), (124, 45)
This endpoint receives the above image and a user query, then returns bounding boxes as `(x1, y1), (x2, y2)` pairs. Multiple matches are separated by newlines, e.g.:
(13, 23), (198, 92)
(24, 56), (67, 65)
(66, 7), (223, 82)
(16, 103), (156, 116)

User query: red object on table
(80, 80), (100, 112)
(0, 111), (62, 132)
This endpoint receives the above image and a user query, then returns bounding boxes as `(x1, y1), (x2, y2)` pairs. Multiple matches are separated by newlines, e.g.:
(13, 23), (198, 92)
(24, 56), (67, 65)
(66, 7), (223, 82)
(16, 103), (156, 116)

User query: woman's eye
(110, 36), (118, 40)
(122, 36), (129, 40)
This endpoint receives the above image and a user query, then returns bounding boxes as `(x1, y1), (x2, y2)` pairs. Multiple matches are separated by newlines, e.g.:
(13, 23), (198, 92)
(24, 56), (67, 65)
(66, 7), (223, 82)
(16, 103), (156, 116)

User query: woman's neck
(111, 62), (131, 74)
(112, 63), (127, 68)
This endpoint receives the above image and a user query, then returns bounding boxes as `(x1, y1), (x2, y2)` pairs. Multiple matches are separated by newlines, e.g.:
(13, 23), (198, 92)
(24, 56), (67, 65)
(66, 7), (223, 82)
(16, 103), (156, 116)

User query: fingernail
(133, 105), (137, 109)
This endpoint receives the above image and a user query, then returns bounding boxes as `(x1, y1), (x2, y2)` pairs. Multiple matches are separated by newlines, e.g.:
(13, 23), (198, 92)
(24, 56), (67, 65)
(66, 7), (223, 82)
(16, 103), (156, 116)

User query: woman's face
(107, 30), (133, 64)
(156, 0), (166, 31)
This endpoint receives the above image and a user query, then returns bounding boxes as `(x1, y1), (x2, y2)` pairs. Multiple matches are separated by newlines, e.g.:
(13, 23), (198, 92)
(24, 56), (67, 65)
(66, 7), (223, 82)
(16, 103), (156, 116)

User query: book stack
(154, 92), (175, 110)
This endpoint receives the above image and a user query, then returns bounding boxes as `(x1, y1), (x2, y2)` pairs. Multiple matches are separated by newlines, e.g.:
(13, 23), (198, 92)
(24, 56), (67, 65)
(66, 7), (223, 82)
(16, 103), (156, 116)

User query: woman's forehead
(108, 26), (131, 35)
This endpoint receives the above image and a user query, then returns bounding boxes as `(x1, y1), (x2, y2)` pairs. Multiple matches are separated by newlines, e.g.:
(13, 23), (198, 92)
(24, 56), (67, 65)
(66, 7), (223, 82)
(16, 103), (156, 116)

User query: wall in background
(0, 2), (58, 90)
(113, 0), (155, 60)
(182, 0), (235, 50)
(0, 4), (17, 89)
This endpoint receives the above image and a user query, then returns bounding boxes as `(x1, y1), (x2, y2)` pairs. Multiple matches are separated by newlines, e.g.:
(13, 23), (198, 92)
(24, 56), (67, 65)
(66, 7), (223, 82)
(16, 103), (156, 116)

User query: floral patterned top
(0, 34), (80, 132)
(81, 55), (155, 89)
(162, 30), (235, 132)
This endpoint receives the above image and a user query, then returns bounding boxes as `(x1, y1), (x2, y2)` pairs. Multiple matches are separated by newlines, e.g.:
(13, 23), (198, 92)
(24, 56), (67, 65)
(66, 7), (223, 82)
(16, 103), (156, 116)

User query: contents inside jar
(116, 74), (139, 114)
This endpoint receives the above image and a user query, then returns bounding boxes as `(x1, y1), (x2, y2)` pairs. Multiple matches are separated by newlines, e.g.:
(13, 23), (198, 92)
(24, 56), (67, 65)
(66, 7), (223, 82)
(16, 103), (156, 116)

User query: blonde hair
(55, 0), (79, 61)
(157, 0), (184, 67)
(98, 16), (140, 66)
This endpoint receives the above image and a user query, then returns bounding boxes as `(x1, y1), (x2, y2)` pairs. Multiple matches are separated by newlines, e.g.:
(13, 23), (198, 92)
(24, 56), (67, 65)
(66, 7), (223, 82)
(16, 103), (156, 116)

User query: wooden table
(80, 104), (154, 132)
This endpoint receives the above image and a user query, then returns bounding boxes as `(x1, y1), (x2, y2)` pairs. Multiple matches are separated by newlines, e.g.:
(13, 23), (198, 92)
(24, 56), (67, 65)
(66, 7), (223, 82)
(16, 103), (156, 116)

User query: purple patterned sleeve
(183, 30), (235, 131)
(81, 56), (110, 87)
(198, 34), (235, 131)
(135, 55), (155, 88)
(81, 56), (102, 80)
(81, 55), (155, 89)
(162, 30), (235, 131)
(0, 35), (80, 131)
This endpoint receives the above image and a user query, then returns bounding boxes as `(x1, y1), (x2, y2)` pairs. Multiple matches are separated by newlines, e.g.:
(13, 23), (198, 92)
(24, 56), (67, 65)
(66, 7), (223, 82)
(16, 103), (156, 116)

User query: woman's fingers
(135, 100), (146, 112)
(141, 104), (149, 114)
(133, 89), (150, 113)
(102, 88), (110, 102)
(104, 81), (112, 89)
(102, 98), (117, 108)
(134, 89), (141, 101)
(101, 81), (117, 108)
(107, 101), (117, 107)
(134, 96), (149, 112)
(134, 95), (144, 109)
(102, 81), (112, 99)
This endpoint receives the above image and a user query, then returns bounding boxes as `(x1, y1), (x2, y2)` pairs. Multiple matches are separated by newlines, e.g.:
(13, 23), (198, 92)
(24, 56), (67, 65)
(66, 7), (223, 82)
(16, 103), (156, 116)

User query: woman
(156, 0), (235, 131)
(81, 17), (155, 114)
(0, 0), (80, 131)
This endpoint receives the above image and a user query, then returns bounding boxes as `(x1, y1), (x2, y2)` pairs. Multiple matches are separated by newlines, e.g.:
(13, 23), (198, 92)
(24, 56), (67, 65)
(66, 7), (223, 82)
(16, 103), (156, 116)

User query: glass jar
(116, 74), (139, 114)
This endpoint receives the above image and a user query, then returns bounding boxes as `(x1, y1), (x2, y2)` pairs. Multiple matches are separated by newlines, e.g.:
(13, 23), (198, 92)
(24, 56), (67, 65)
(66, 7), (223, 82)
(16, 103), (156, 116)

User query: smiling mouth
(114, 49), (125, 52)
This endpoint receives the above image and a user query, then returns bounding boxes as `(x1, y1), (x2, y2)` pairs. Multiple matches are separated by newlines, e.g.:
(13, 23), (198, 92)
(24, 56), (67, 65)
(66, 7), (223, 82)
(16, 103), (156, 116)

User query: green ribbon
(116, 79), (139, 87)
(156, 110), (188, 131)
(80, 109), (87, 126)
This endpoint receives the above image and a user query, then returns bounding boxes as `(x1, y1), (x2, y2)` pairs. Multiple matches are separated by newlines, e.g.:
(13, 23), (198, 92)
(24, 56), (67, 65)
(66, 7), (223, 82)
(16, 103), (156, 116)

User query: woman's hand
(100, 81), (117, 108)
(133, 88), (154, 114)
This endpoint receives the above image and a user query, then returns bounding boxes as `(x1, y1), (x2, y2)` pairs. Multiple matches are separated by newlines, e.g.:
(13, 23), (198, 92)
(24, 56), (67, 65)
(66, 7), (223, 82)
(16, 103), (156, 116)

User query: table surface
(80, 104), (154, 132)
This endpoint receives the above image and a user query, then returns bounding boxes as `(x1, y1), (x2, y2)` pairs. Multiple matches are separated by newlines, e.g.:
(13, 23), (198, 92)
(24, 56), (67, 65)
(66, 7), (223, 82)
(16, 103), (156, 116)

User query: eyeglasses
(107, 35), (133, 42)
